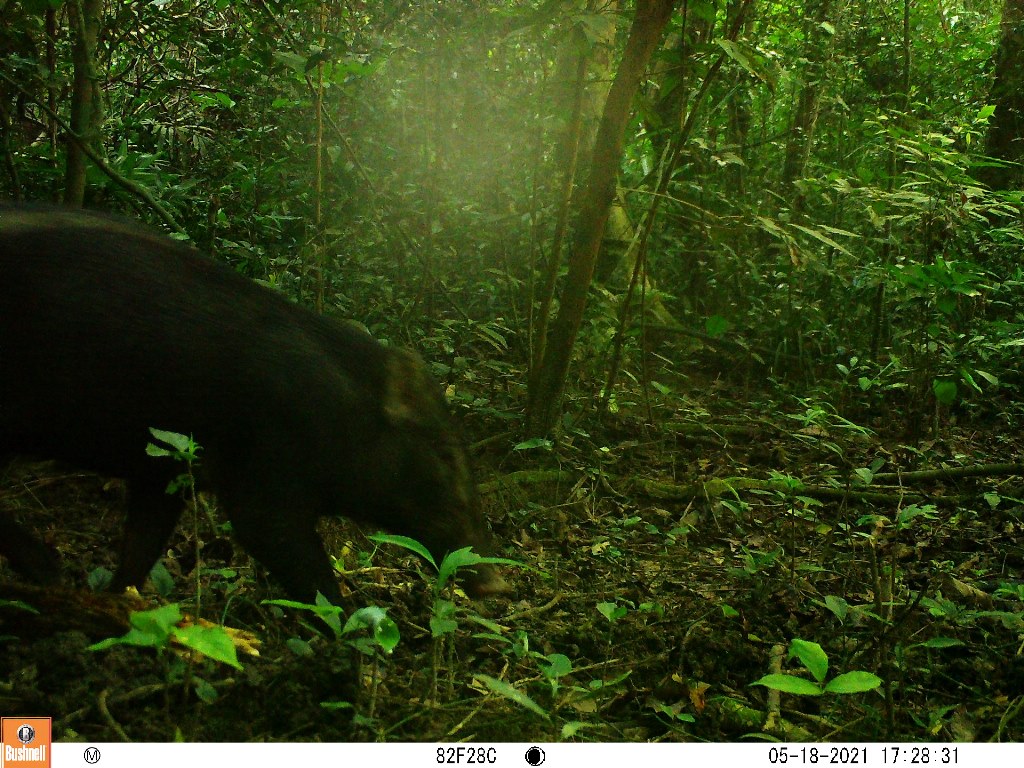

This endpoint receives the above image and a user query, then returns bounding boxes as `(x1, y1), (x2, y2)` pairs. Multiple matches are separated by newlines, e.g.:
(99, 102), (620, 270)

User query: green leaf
(286, 638), (314, 657)
(429, 616), (459, 637)
(932, 379), (958, 405)
(437, 546), (489, 590)
(706, 315), (731, 337)
(822, 595), (850, 621)
(465, 613), (505, 634)
(472, 323), (510, 351)
(788, 638), (828, 682)
(597, 602), (627, 622)
(823, 671), (882, 694)
(368, 533), (435, 567)
(0, 600), (39, 615)
(912, 636), (965, 650)
(263, 598), (319, 610)
(264, 592), (344, 635)
(539, 653), (573, 679)
(975, 369), (999, 385)
(561, 721), (590, 738)
(755, 215), (786, 238)
(789, 223), (853, 256)
(655, 702), (697, 723)
(89, 604), (183, 651)
(87, 567), (113, 591)
(751, 674), (823, 696)
(174, 624), (243, 670)
(853, 467), (874, 485)
(513, 437), (553, 451)
(193, 677), (218, 703)
(714, 38), (776, 88)
(272, 51), (307, 73)
(149, 562), (175, 597)
(194, 92), (235, 110)
(131, 603), (183, 638)
(343, 606), (399, 653)
(474, 674), (549, 718)
(959, 368), (982, 394)
(589, 670), (632, 690)
(321, 700), (354, 711)
(148, 428), (194, 453)
(429, 599), (459, 638)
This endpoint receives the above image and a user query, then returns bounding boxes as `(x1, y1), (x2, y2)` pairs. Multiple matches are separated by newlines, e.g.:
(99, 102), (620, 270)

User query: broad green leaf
(823, 671), (882, 694)
(343, 606), (399, 653)
(540, 653), (573, 679)
(823, 595), (850, 621)
(174, 624), (243, 670)
(368, 533), (435, 566)
(148, 428), (194, 453)
(597, 602), (627, 622)
(789, 638), (828, 682)
(130, 603), (183, 637)
(474, 675), (549, 718)
(751, 674), (823, 696)
(932, 379), (958, 405)
(912, 637), (965, 650)
(437, 546), (489, 590)
(89, 604), (182, 651)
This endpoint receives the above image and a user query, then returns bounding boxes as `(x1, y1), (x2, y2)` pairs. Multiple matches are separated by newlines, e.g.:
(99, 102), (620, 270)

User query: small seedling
(89, 603), (242, 670)
(597, 601), (628, 624)
(751, 638), (881, 696)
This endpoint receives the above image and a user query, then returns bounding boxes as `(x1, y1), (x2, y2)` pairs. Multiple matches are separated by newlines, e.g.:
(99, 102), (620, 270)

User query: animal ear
(382, 348), (437, 427)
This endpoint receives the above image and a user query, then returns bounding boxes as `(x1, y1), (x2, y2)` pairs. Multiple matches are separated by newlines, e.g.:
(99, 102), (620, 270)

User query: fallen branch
(481, 462), (1024, 505)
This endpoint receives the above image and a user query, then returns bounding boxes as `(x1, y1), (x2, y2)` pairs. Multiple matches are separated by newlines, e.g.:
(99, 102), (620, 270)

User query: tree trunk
(531, 0), (615, 381)
(981, 0), (1024, 190)
(780, 0), (835, 213)
(64, 0), (103, 205)
(526, 0), (677, 437)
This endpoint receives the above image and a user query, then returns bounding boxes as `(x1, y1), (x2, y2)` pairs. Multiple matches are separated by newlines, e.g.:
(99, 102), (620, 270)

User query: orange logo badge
(1, 718), (51, 768)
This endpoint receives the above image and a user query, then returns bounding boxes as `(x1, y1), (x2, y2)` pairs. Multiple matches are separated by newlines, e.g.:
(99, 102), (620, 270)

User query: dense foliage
(2, 0), (1024, 744)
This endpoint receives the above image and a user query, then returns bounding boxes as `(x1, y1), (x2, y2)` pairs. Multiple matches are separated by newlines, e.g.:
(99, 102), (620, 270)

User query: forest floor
(2, 353), (1024, 743)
